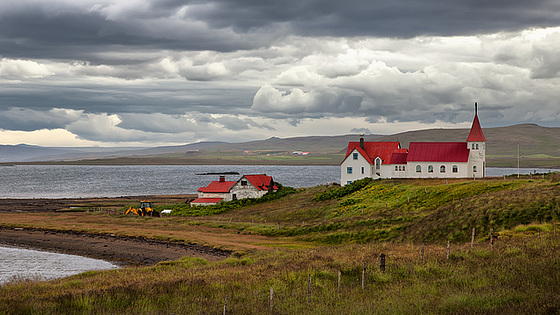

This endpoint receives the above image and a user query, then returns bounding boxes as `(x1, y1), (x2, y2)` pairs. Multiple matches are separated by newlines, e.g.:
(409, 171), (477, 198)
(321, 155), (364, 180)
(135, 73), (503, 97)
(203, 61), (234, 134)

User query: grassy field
(1, 174), (560, 313)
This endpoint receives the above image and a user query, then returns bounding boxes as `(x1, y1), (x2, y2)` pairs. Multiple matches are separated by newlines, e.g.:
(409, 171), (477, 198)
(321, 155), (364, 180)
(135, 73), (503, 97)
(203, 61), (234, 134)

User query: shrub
(312, 178), (373, 201)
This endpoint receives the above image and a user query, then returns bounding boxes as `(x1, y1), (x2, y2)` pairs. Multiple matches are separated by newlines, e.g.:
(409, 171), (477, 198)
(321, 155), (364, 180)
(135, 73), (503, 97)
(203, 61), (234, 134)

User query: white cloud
(0, 59), (54, 79)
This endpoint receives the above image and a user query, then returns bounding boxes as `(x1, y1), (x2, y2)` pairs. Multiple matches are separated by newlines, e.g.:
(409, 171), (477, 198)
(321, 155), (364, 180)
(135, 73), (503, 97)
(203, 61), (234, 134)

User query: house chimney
(219, 175), (225, 182)
(359, 134), (364, 149)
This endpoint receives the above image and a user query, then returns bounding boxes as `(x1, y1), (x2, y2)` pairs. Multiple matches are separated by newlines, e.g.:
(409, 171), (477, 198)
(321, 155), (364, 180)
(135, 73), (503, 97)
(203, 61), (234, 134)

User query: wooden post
(396, 199), (399, 206)
(415, 190), (417, 198)
(264, 220), (266, 227)
(277, 221), (280, 230)
(425, 187), (427, 193)
(380, 254), (386, 273)
(228, 218), (232, 224)
(446, 179), (448, 185)
(361, 208), (364, 215)
(490, 229), (494, 250)
(307, 273), (311, 305)
(407, 195), (410, 203)
(471, 227), (475, 249)
(421, 244), (424, 263)
(539, 228), (541, 243)
(554, 224), (556, 236)
(217, 217), (221, 223)
(362, 262), (366, 289)
(446, 240), (450, 260)
(270, 287), (273, 312)
(223, 297), (227, 315)
(337, 270), (341, 294)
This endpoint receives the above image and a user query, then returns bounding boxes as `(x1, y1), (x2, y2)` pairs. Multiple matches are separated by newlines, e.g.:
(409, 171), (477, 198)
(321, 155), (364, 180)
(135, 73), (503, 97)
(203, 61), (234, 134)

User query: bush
(312, 178), (373, 201)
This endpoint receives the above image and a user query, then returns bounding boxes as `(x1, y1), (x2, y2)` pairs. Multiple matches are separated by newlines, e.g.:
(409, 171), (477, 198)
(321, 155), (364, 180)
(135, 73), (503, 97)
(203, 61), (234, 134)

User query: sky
(1, 0), (560, 147)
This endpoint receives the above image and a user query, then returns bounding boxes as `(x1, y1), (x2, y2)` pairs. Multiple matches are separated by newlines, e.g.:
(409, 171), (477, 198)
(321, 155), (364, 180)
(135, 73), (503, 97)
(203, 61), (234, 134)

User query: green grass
(3, 175), (560, 313)
(2, 237), (560, 314)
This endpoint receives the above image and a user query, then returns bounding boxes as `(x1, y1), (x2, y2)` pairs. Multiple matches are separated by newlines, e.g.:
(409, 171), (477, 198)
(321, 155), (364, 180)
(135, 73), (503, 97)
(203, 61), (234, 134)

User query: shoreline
(0, 226), (230, 266)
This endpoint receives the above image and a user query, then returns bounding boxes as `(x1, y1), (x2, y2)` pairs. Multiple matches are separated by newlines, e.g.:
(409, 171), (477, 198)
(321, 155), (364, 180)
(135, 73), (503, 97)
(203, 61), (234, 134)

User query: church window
(361, 167), (364, 174)
(473, 166), (477, 173)
(375, 158), (381, 170)
(416, 165), (421, 173)
(347, 167), (353, 174)
(440, 165), (446, 173)
(403, 166), (405, 171)
(395, 166), (398, 171)
(353, 153), (359, 160)
(452, 165), (458, 173)
(428, 165), (434, 173)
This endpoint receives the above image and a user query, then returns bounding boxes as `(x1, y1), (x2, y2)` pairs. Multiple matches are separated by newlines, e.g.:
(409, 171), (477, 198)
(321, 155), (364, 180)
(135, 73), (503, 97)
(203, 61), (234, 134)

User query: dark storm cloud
(1, 0), (559, 61)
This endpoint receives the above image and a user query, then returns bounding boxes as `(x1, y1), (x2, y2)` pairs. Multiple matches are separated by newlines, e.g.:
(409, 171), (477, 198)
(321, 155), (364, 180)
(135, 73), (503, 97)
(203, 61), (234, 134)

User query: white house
(341, 103), (487, 185)
(191, 174), (278, 206)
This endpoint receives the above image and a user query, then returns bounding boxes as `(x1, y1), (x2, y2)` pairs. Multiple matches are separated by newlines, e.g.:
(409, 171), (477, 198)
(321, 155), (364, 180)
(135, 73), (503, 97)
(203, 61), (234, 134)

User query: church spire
(466, 102), (486, 142)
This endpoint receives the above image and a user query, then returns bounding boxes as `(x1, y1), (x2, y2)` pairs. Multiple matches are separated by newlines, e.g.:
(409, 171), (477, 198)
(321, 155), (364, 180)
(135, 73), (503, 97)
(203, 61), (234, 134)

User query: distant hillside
(5, 124), (560, 168)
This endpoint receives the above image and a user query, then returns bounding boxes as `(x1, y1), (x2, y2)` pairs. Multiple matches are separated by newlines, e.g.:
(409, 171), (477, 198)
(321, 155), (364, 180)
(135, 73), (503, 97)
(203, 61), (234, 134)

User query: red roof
(466, 113), (486, 142)
(390, 152), (408, 164)
(344, 141), (406, 165)
(407, 142), (470, 162)
(191, 197), (223, 204)
(197, 180), (236, 193)
(243, 174), (278, 191)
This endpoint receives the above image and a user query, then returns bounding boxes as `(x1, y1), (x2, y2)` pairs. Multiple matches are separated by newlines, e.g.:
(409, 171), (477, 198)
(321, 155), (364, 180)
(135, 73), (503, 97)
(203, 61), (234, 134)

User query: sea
(0, 164), (557, 199)
(0, 164), (558, 284)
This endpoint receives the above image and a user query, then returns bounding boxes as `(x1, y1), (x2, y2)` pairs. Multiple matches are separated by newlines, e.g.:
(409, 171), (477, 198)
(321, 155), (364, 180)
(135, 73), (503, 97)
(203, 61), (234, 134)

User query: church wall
(406, 162), (470, 178)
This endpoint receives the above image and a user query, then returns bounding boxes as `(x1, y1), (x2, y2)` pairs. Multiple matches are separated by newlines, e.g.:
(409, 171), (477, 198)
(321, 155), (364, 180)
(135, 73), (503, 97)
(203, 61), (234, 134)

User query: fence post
(228, 218), (232, 224)
(490, 229), (494, 250)
(380, 254), (386, 273)
(270, 286), (273, 312)
(223, 297), (227, 315)
(337, 270), (341, 294)
(446, 240), (450, 260)
(471, 227), (475, 249)
(277, 222), (280, 230)
(307, 273), (311, 305)
(421, 244), (424, 263)
(362, 262), (366, 289)
(539, 228), (541, 243)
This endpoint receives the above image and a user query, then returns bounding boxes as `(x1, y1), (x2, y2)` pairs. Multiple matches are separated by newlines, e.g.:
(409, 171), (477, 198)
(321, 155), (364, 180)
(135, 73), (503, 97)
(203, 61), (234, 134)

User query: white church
(340, 103), (486, 185)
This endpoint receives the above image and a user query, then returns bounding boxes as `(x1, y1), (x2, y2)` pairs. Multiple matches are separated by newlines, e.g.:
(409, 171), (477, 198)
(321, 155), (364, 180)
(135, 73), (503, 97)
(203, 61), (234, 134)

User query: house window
(452, 165), (458, 173)
(232, 194), (237, 200)
(473, 166), (477, 173)
(395, 166), (399, 171)
(440, 165), (446, 173)
(416, 165), (421, 173)
(347, 167), (353, 174)
(353, 153), (359, 160)
(428, 165), (434, 173)
(476, 144), (479, 150)
(472, 144), (475, 149)
(361, 167), (365, 174)
(241, 180), (247, 186)
(403, 166), (405, 171)
(375, 158), (381, 170)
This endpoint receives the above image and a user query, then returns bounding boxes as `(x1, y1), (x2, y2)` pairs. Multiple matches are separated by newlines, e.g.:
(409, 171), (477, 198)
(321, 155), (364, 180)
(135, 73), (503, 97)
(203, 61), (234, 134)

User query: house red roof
(344, 141), (406, 165)
(466, 113), (486, 142)
(390, 152), (408, 164)
(197, 180), (236, 193)
(407, 142), (470, 162)
(243, 174), (278, 191)
(191, 197), (223, 204)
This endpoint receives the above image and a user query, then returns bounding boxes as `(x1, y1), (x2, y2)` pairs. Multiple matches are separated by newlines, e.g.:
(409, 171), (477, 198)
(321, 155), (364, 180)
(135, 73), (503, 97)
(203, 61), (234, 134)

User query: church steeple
(466, 102), (486, 142)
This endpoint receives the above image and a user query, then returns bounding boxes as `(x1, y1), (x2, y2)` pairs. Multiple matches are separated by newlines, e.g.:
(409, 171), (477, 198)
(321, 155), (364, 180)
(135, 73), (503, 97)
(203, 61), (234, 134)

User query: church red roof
(243, 174), (278, 191)
(344, 141), (406, 165)
(197, 180), (236, 193)
(390, 152), (408, 164)
(407, 142), (470, 162)
(466, 112), (486, 142)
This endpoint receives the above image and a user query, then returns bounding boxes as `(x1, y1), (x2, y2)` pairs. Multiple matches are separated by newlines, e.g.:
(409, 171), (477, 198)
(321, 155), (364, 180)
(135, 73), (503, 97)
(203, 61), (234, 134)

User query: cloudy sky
(1, 0), (560, 147)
